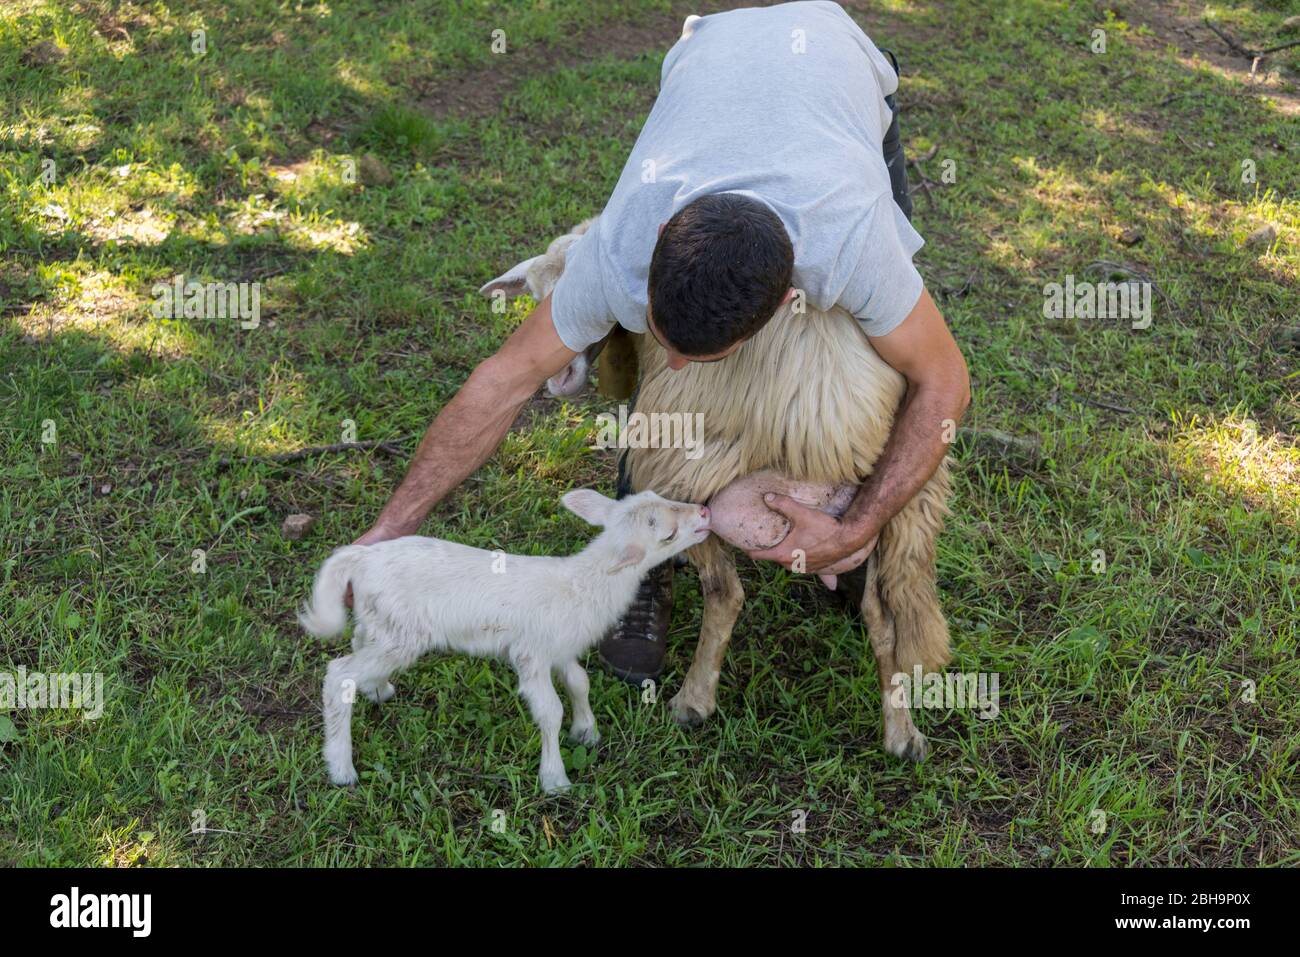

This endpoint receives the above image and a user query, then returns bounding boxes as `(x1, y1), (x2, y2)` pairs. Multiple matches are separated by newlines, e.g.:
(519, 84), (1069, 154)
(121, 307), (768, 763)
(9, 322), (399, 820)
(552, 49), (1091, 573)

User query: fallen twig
(955, 426), (1042, 463)
(1068, 392), (1138, 415)
(907, 144), (941, 205)
(1202, 19), (1300, 59)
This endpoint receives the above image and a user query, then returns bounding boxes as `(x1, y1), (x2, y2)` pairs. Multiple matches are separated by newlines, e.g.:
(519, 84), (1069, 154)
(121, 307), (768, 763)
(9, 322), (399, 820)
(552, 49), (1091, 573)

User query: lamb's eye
(660, 528), (677, 544)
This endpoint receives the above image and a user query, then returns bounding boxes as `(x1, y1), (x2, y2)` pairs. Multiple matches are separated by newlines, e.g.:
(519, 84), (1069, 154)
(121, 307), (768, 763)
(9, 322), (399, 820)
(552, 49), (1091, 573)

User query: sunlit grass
(1170, 411), (1300, 520)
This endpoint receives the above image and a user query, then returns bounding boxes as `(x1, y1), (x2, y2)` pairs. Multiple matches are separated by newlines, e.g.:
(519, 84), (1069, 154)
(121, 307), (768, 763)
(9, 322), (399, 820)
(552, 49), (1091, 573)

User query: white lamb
(299, 489), (711, 792)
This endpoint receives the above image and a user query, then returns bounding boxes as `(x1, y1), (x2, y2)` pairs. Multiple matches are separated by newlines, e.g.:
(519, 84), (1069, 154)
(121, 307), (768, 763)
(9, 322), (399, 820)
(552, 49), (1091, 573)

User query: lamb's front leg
(671, 536), (744, 728)
(556, 658), (599, 746)
(516, 657), (570, 793)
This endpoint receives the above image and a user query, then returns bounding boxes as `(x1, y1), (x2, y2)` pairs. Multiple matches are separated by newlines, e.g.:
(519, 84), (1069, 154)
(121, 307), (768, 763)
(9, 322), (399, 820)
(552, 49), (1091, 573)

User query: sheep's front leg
(556, 658), (599, 746)
(516, 657), (570, 793)
(671, 537), (744, 728)
(861, 555), (928, 761)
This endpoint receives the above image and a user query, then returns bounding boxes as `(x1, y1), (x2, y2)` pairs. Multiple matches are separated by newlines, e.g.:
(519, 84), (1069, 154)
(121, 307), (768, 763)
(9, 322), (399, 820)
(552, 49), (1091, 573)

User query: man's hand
(744, 493), (877, 574)
(344, 524), (405, 608)
(352, 523), (403, 548)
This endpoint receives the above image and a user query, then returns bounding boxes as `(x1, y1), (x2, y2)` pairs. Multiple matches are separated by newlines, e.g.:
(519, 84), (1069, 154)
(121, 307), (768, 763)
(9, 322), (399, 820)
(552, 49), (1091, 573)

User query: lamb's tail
(298, 546), (365, 641)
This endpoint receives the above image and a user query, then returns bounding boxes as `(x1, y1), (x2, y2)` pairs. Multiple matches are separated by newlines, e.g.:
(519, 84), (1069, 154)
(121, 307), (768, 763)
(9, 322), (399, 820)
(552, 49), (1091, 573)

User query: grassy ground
(1, 0), (1297, 866)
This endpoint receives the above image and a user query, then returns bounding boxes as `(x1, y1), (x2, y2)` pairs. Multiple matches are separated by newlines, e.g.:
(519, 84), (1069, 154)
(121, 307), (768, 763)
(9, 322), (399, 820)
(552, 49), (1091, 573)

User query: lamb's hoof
(568, 725), (600, 746)
(328, 764), (359, 786)
(541, 771), (572, 794)
(885, 728), (929, 763)
(669, 692), (711, 729)
(364, 682), (396, 704)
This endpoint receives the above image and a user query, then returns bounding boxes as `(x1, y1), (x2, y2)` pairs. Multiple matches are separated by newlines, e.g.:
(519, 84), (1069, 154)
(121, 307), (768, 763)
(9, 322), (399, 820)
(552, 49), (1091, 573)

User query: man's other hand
(343, 524), (405, 607)
(744, 492), (877, 574)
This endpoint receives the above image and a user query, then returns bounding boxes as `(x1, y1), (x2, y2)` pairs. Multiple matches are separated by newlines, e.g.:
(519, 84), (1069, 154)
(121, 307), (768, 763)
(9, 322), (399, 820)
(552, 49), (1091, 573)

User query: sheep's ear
(562, 489), (615, 527)
(606, 543), (645, 575)
(478, 255), (542, 297)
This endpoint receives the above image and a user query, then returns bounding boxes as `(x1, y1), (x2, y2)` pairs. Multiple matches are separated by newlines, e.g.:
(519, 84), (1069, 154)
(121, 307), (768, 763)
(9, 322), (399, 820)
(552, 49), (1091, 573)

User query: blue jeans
(880, 48), (913, 222)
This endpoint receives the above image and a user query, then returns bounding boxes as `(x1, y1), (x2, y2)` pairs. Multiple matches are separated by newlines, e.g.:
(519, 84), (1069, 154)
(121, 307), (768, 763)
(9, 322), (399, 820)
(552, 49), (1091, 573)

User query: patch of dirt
(1122, 0), (1300, 116)
(238, 680), (317, 732)
(418, 2), (788, 120)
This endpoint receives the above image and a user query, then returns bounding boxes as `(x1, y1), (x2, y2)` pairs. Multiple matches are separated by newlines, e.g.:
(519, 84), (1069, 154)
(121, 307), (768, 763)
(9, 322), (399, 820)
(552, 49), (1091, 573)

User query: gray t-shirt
(551, 0), (926, 352)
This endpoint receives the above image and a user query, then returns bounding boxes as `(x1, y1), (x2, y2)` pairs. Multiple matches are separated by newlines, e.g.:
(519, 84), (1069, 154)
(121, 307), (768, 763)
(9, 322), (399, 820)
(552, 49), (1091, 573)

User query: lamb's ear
(478, 255), (542, 297)
(607, 543), (645, 575)
(562, 489), (616, 527)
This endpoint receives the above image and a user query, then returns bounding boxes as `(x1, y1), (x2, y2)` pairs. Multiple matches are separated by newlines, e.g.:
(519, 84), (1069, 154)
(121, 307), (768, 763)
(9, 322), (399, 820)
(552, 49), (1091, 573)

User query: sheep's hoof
(364, 682), (396, 704)
(669, 693), (710, 729)
(884, 728), (929, 763)
(568, 725), (600, 746)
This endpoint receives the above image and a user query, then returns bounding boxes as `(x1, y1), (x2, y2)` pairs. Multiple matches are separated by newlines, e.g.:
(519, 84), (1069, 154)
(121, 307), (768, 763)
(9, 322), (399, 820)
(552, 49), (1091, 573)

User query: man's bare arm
(838, 288), (970, 548)
(748, 288), (970, 572)
(358, 293), (577, 543)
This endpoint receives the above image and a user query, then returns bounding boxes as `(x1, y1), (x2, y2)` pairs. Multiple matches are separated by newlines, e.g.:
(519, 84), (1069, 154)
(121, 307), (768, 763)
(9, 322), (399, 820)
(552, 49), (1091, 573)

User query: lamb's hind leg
(323, 646), (396, 784)
(351, 620), (396, 702)
(860, 554), (928, 762)
(670, 536), (744, 728)
(323, 655), (360, 785)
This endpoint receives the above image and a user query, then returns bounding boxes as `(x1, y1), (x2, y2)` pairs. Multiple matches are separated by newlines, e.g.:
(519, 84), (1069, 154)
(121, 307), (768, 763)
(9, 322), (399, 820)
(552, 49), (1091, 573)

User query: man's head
(647, 193), (794, 365)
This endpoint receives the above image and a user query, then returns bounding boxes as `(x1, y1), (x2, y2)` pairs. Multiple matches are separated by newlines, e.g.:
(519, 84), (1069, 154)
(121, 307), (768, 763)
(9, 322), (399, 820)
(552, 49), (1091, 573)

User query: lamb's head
(562, 488), (711, 574)
(479, 219), (598, 397)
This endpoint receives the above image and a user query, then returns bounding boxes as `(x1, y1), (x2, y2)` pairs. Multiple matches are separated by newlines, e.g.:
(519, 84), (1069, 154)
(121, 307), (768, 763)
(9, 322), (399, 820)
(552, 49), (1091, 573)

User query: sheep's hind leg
(861, 554), (928, 762)
(670, 537), (744, 728)
(556, 659), (599, 746)
(876, 461), (953, 677)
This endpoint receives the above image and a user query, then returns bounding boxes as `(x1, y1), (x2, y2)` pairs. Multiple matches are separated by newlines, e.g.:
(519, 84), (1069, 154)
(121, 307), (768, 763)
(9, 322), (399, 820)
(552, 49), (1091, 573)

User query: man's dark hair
(647, 193), (794, 356)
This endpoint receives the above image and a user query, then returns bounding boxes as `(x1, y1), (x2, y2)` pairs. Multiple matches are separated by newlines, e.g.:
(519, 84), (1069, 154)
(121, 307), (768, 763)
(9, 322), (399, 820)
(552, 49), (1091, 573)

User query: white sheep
(299, 489), (711, 792)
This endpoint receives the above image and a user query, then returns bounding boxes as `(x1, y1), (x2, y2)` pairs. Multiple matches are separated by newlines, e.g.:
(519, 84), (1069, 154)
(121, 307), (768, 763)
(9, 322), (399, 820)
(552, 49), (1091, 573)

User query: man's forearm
(372, 360), (532, 536)
(842, 381), (966, 545)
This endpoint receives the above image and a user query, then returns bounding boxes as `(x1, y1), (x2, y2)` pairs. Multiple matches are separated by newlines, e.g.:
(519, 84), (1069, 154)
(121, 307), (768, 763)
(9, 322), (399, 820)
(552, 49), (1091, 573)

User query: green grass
(1, 0), (1298, 866)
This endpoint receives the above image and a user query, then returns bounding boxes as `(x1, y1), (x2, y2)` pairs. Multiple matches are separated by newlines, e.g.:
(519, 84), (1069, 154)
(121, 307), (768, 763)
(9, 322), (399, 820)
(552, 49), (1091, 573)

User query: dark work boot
(598, 434), (673, 684)
(598, 559), (673, 684)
